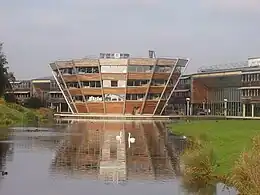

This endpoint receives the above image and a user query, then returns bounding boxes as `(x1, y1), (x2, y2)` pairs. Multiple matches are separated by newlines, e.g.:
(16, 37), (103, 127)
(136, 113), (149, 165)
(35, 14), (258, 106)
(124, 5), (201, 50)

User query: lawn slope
(171, 120), (260, 174)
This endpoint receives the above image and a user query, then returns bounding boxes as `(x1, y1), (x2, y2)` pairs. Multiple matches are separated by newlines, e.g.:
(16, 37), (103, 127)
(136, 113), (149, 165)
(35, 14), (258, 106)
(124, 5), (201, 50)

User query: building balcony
(241, 81), (260, 87)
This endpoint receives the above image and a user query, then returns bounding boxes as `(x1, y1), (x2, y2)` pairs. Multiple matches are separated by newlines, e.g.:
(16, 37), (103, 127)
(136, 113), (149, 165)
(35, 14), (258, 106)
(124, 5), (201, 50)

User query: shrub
(24, 97), (43, 109)
(227, 135), (260, 195)
(0, 98), (5, 105)
(181, 137), (220, 194)
(4, 93), (16, 103)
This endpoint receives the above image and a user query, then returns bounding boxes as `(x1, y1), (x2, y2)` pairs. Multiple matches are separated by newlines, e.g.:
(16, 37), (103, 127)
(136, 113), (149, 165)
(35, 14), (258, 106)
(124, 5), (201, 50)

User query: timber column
(251, 104), (255, 117)
(242, 104), (246, 117)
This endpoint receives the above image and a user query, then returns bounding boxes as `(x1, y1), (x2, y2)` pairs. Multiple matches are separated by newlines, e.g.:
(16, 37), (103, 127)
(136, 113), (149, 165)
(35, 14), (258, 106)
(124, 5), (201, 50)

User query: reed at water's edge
(172, 120), (260, 194)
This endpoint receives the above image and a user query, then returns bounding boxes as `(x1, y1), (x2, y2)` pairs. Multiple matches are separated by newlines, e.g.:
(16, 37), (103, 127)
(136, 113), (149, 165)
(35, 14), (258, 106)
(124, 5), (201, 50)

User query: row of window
(12, 81), (59, 90)
(242, 73), (260, 82)
(173, 91), (190, 97)
(14, 93), (63, 99)
(60, 67), (99, 75)
(49, 93), (63, 98)
(66, 79), (176, 88)
(58, 65), (175, 75)
(12, 82), (31, 89)
(71, 93), (170, 102)
(67, 81), (102, 88)
(15, 94), (30, 98)
(242, 89), (260, 97)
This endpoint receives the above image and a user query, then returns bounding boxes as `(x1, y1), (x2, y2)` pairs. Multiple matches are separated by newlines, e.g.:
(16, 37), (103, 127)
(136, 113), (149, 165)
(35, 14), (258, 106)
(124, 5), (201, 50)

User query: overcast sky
(1, 0), (260, 79)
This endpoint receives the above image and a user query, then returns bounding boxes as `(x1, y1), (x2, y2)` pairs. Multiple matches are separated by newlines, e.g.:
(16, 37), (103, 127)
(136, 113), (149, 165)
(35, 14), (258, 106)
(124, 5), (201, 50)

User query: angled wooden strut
(53, 62), (78, 114)
(160, 59), (190, 115)
(71, 60), (89, 113)
(153, 59), (179, 115)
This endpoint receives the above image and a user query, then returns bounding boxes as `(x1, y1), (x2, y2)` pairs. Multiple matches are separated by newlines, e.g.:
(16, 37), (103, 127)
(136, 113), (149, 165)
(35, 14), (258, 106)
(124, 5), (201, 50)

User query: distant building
(7, 77), (69, 113)
(8, 54), (260, 117)
(186, 57), (260, 117)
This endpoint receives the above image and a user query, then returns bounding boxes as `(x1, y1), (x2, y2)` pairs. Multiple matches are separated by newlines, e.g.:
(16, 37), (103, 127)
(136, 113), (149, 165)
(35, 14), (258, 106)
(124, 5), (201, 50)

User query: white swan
(128, 132), (135, 148)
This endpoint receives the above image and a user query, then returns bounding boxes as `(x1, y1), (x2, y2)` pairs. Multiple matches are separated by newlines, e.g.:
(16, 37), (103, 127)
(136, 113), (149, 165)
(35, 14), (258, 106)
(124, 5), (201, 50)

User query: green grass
(171, 120), (260, 175)
(0, 99), (54, 139)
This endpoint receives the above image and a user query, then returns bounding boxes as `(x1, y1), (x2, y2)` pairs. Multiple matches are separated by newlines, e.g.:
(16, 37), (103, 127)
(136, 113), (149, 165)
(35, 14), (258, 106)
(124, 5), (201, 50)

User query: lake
(0, 120), (236, 195)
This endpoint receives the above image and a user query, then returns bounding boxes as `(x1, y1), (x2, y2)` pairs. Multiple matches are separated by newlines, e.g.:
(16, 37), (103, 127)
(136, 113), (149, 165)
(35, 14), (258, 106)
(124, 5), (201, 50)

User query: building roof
(32, 76), (54, 81)
(198, 61), (248, 73)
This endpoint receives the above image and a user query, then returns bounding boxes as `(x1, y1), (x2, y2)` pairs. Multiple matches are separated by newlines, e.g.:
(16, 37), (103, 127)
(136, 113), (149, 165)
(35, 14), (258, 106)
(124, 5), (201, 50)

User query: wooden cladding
(157, 59), (177, 66)
(101, 73), (127, 80)
(69, 88), (82, 95)
(62, 74), (100, 82)
(54, 57), (180, 68)
(129, 58), (156, 66)
(103, 88), (125, 94)
(99, 59), (128, 66)
(77, 74), (100, 81)
(125, 101), (143, 114)
(56, 59), (99, 68)
(69, 88), (102, 95)
(149, 86), (165, 93)
(105, 102), (124, 113)
(75, 103), (88, 113)
(126, 87), (147, 94)
(191, 79), (209, 104)
(142, 101), (158, 114)
(63, 75), (77, 82)
(87, 102), (104, 113)
(153, 73), (171, 79)
(128, 73), (152, 80)
(74, 59), (99, 67)
(81, 88), (102, 95)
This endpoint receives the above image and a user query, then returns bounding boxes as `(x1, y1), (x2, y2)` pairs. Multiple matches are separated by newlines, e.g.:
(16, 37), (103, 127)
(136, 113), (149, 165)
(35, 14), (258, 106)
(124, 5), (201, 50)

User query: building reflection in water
(0, 140), (14, 180)
(50, 120), (185, 184)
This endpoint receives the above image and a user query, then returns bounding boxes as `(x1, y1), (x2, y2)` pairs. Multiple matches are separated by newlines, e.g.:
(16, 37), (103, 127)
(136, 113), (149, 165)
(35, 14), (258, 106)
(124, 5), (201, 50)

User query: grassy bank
(171, 120), (260, 175)
(0, 98), (54, 139)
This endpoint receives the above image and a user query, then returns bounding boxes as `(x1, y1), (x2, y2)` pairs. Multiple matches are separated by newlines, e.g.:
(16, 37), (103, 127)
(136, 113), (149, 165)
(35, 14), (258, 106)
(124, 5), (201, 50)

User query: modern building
(182, 57), (260, 117)
(49, 51), (189, 115)
(7, 77), (68, 113)
(8, 80), (31, 104)
(8, 52), (260, 118)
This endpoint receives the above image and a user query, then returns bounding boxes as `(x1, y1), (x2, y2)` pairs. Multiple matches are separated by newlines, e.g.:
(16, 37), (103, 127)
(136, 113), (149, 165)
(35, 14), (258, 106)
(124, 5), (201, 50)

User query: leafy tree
(0, 43), (9, 96)
(0, 43), (15, 96)
(24, 97), (43, 109)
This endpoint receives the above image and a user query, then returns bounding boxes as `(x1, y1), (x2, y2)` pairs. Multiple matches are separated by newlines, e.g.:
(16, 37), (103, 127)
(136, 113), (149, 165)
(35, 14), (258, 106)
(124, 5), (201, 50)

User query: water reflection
(0, 121), (236, 195)
(50, 121), (181, 183)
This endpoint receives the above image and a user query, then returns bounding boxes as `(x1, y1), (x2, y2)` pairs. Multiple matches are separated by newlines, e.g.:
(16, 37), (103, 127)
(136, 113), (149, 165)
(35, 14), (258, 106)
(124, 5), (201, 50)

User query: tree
(0, 43), (11, 97)
(24, 97), (43, 109)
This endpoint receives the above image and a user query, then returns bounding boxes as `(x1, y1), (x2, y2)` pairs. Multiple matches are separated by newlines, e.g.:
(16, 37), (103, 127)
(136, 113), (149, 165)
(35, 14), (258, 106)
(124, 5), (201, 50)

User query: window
(81, 81), (101, 88)
(104, 94), (125, 101)
(85, 95), (103, 102)
(128, 65), (153, 73)
(127, 80), (149, 86)
(72, 96), (83, 102)
(155, 65), (172, 73)
(111, 81), (118, 87)
(126, 94), (145, 100)
(151, 80), (166, 86)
